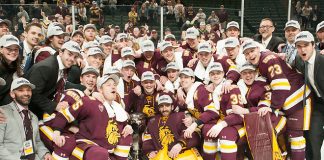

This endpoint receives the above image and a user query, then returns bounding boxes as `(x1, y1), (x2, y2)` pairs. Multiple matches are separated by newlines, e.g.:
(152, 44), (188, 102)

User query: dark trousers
(306, 97), (324, 160)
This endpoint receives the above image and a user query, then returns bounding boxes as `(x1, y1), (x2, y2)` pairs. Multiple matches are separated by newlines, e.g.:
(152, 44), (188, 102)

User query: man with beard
(0, 78), (52, 160)
(25, 40), (85, 119)
(71, 30), (84, 47)
(83, 24), (97, 43)
(51, 74), (133, 160)
(19, 23), (43, 74)
(243, 40), (311, 160)
(142, 94), (201, 159)
(39, 66), (100, 159)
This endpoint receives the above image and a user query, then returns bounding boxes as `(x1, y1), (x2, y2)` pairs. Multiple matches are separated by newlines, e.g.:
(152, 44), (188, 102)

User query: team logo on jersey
(159, 126), (174, 146)
(98, 104), (104, 112)
(143, 104), (156, 117)
(106, 120), (120, 145)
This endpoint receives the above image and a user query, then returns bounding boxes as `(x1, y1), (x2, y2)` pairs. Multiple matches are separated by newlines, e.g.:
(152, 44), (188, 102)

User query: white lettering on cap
(297, 34), (308, 39)
(243, 42), (253, 49)
(17, 79), (29, 84)
(6, 37), (18, 43)
(225, 41), (234, 45)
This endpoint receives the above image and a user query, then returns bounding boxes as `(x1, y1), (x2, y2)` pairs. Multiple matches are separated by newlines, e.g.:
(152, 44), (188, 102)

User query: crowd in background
(0, 0), (323, 160)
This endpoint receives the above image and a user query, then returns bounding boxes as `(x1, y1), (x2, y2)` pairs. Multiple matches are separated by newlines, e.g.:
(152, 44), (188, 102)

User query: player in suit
(295, 31), (324, 160)
(24, 41), (85, 118)
(0, 78), (52, 160)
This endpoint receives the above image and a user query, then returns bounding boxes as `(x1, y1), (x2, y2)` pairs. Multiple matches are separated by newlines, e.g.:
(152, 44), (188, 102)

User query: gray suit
(0, 102), (49, 160)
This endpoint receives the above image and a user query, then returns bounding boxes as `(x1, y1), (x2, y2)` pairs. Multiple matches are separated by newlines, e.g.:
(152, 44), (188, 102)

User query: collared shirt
(262, 35), (272, 48)
(15, 102), (30, 120)
(56, 56), (66, 82)
(22, 40), (32, 66)
(307, 50), (321, 97)
(285, 42), (297, 66)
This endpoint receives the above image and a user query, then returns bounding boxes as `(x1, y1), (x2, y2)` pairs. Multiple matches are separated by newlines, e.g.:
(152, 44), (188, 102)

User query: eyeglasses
(259, 26), (273, 29)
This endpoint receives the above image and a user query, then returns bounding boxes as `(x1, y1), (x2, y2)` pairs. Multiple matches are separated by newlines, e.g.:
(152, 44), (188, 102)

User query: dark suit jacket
(253, 34), (285, 53)
(24, 55), (86, 118)
(19, 41), (35, 74)
(295, 51), (324, 102)
(24, 55), (60, 118)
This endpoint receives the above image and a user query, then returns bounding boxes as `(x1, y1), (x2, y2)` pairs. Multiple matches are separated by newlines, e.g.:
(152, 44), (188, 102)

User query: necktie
(23, 53), (32, 74)
(54, 69), (68, 102)
(22, 110), (35, 160)
(302, 62), (308, 108)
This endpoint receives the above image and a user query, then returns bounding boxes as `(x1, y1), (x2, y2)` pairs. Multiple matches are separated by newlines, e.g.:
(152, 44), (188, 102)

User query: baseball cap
(226, 21), (240, 30)
(200, 22), (206, 26)
(294, 31), (315, 44)
(97, 74), (120, 88)
(71, 30), (84, 37)
(239, 63), (256, 72)
(164, 34), (176, 40)
(81, 66), (100, 76)
(224, 37), (240, 48)
(284, 20), (300, 30)
(209, 62), (224, 73)
(88, 47), (105, 57)
(160, 41), (173, 51)
(0, 77), (6, 86)
(83, 41), (100, 50)
(104, 66), (123, 77)
(165, 62), (180, 71)
(62, 41), (81, 53)
(179, 68), (194, 77)
(141, 71), (155, 81)
(100, 35), (113, 44)
(122, 60), (136, 69)
(141, 40), (155, 52)
(11, 78), (35, 91)
(121, 47), (134, 57)
(316, 21), (324, 33)
(47, 22), (66, 38)
(83, 24), (97, 32)
(0, 19), (11, 27)
(0, 35), (21, 48)
(185, 27), (199, 39)
(116, 33), (128, 41)
(158, 94), (173, 105)
(198, 41), (212, 53)
(242, 40), (258, 54)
